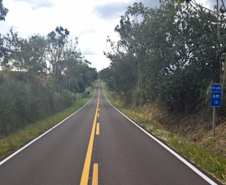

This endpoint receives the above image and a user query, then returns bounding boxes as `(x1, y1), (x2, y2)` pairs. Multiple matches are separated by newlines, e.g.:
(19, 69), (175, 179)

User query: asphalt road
(0, 81), (220, 185)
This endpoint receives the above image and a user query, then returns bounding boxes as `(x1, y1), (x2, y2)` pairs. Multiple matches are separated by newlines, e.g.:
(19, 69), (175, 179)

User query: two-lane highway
(0, 81), (220, 184)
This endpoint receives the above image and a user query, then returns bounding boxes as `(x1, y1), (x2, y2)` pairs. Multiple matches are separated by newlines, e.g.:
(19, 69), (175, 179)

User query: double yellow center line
(80, 88), (100, 185)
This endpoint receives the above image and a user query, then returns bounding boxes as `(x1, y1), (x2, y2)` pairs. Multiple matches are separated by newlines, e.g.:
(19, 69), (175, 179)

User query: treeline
(100, 0), (225, 114)
(0, 27), (97, 136)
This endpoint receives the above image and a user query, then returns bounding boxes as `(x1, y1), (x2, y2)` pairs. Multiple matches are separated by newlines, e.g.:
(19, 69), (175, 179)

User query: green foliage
(0, 28), (98, 92)
(176, 0), (191, 3)
(102, 0), (222, 113)
(0, 90), (93, 160)
(0, 0), (8, 21)
(0, 73), (76, 136)
(55, 26), (69, 38)
(0, 27), (98, 136)
(168, 139), (226, 180)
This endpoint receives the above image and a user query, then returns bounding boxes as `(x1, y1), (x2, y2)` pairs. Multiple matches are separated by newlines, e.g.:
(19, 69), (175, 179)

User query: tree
(176, 0), (226, 87)
(104, 0), (221, 112)
(0, 23), (98, 135)
(0, 0), (8, 21)
(0, 29), (23, 70)
(25, 35), (47, 75)
(104, 3), (151, 102)
(44, 27), (70, 83)
(43, 29), (97, 92)
(144, 0), (219, 111)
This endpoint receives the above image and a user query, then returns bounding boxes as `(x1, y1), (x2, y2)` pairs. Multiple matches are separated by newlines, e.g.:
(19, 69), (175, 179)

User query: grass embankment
(103, 84), (226, 184)
(0, 86), (94, 161)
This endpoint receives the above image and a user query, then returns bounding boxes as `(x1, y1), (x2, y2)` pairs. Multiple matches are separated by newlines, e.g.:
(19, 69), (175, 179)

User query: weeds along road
(0, 81), (220, 185)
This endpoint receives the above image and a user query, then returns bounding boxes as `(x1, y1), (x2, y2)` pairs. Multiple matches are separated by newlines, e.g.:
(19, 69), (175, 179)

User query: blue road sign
(211, 84), (222, 107)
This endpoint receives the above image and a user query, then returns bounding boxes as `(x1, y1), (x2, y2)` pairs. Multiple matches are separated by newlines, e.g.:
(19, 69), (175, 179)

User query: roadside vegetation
(0, 8), (98, 137)
(0, 85), (95, 161)
(0, 68), (97, 137)
(100, 0), (222, 113)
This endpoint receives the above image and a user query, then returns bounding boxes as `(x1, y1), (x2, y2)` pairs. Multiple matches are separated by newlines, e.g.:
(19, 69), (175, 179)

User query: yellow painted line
(92, 163), (98, 185)
(96, 123), (100, 135)
(80, 95), (99, 185)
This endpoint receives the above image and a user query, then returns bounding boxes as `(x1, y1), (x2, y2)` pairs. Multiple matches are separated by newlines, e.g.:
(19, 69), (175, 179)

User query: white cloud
(13, 0), (54, 9)
(93, 2), (128, 20)
(0, 0), (213, 72)
(82, 48), (96, 55)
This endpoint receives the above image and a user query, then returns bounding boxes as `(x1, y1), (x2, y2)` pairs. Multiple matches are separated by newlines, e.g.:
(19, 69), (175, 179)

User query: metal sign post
(212, 107), (216, 137)
(210, 84), (222, 137)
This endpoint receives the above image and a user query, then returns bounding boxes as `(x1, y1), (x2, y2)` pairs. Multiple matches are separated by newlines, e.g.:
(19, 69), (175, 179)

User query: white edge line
(102, 85), (218, 185)
(0, 86), (97, 166)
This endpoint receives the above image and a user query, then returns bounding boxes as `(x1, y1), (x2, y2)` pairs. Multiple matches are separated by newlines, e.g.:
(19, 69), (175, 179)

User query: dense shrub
(0, 76), (75, 136)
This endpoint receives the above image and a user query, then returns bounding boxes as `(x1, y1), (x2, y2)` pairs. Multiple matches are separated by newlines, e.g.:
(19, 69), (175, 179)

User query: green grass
(103, 83), (226, 183)
(168, 138), (226, 182)
(0, 86), (95, 161)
